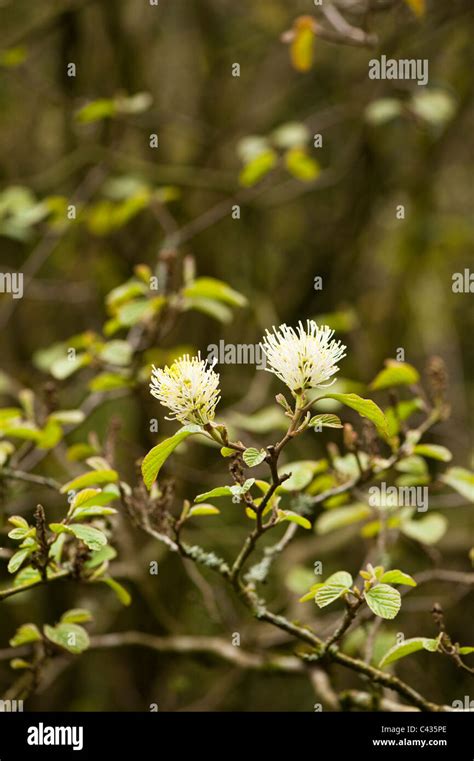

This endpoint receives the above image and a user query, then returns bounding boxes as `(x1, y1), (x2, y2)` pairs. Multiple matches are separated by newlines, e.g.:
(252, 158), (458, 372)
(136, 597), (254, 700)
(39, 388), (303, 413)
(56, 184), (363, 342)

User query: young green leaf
(315, 571), (353, 608)
(99, 576), (131, 606)
(60, 609), (93, 625)
(379, 637), (438, 668)
(67, 524), (107, 551)
(315, 503), (371, 535)
(7, 515), (29, 529)
(9, 623), (42, 648)
(319, 393), (389, 438)
(7, 547), (32, 574)
(195, 486), (234, 503)
(243, 447), (266, 467)
(10, 658), (32, 670)
(71, 506), (117, 521)
(413, 444), (452, 462)
(183, 277), (247, 308)
(370, 361), (420, 391)
(364, 584), (401, 619)
(299, 583), (325, 603)
(379, 570), (417, 587)
(60, 469), (118, 493)
(440, 467), (474, 503)
(401, 514), (447, 545)
(141, 425), (202, 490)
(43, 623), (90, 654)
(276, 510), (311, 530)
(188, 504), (220, 517)
(309, 414), (343, 430)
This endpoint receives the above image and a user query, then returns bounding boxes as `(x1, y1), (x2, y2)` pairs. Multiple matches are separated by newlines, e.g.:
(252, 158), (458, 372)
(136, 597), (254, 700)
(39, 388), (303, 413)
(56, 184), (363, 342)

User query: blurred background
(0, 0), (473, 711)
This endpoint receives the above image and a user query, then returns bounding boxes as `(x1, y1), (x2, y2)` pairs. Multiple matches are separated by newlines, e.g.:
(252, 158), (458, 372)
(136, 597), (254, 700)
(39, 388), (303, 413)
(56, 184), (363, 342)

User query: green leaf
(141, 425), (202, 490)
(10, 658), (31, 670)
(315, 571), (353, 608)
(43, 623), (90, 654)
(385, 398), (424, 437)
(67, 524), (107, 551)
(364, 584), (401, 620)
(37, 419), (63, 449)
(60, 609), (93, 624)
(309, 414), (343, 430)
(184, 296), (233, 323)
(440, 467), (474, 503)
(290, 19), (315, 72)
(220, 447), (235, 457)
(99, 340), (133, 367)
(8, 527), (30, 540)
(8, 515), (29, 529)
(9, 623), (42, 647)
(76, 98), (117, 123)
(299, 583), (325, 602)
(243, 448), (266, 467)
(379, 637), (438, 668)
(84, 545), (117, 569)
(315, 503), (371, 535)
(50, 353), (90, 380)
(459, 646), (474, 655)
(0, 46), (27, 68)
(0, 441), (15, 465)
(7, 548), (31, 574)
(194, 485), (234, 503)
(70, 488), (101, 509)
(370, 361), (420, 390)
(183, 277), (247, 308)
(276, 510), (311, 530)
(228, 407), (287, 433)
(89, 372), (133, 392)
(239, 149), (278, 187)
(379, 570), (417, 587)
(284, 148), (320, 182)
(188, 504), (220, 517)
(48, 410), (86, 425)
(320, 393), (389, 438)
(71, 506), (117, 521)
(0, 424), (40, 442)
(100, 576), (131, 606)
(74, 490), (119, 508)
(60, 469), (118, 493)
(401, 514), (447, 545)
(413, 444), (452, 462)
(116, 299), (154, 327)
(278, 460), (318, 492)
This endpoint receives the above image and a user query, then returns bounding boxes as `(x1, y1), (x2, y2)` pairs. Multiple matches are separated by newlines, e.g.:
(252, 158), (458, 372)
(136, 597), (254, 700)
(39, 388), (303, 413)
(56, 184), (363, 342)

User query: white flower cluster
(150, 354), (220, 425)
(260, 320), (346, 394)
(149, 321), (346, 423)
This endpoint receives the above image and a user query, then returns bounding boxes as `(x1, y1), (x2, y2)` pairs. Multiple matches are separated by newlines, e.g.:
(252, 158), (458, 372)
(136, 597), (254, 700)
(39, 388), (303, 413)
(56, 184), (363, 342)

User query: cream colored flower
(150, 354), (220, 425)
(260, 320), (346, 394)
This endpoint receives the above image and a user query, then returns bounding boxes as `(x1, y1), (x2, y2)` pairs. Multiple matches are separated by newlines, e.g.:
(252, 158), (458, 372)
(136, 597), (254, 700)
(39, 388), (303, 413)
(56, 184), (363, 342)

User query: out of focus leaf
(290, 17), (316, 73)
(370, 360), (420, 390)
